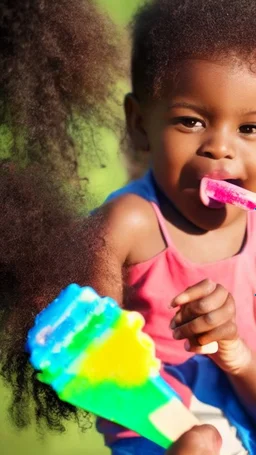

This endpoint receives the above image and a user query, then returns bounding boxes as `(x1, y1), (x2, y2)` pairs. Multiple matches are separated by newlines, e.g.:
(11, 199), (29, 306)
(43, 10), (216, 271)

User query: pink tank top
(127, 202), (256, 363)
(97, 192), (256, 447)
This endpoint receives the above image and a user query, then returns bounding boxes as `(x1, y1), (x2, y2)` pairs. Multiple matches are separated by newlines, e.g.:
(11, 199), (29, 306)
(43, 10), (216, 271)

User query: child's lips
(198, 166), (244, 181)
(223, 178), (242, 187)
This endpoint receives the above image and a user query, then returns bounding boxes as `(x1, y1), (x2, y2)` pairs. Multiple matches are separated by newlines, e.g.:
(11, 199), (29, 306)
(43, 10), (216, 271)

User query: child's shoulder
(90, 171), (164, 265)
(100, 191), (157, 235)
(95, 171), (158, 233)
(91, 191), (159, 267)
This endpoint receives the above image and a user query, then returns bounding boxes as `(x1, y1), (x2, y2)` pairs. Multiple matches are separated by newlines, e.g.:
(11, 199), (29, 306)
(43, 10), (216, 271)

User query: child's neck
(154, 181), (247, 264)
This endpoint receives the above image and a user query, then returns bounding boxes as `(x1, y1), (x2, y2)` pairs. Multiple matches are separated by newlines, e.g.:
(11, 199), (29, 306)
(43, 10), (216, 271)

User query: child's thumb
(166, 424), (222, 455)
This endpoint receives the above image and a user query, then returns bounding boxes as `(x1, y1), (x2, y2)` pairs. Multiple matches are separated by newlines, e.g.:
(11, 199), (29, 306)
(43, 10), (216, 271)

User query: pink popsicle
(200, 178), (256, 210)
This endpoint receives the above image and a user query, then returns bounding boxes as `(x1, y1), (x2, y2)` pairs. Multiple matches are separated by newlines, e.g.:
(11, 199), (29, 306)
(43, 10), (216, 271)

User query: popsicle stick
(149, 397), (199, 440)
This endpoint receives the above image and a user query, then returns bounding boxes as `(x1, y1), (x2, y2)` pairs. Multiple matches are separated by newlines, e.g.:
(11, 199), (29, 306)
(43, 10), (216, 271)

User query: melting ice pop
(200, 177), (256, 210)
(26, 284), (198, 449)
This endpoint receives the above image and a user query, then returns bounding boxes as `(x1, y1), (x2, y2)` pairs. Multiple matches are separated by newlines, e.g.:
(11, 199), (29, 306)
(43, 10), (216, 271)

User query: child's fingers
(166, 424), (222, 455)
(171, 279), (216, 307)
(185, 339), (219, 354)
(172, 297), (234, 337)
(171, 285), (230, 327)
(196, 322), (238, 346)
(183, 321), (238, 351)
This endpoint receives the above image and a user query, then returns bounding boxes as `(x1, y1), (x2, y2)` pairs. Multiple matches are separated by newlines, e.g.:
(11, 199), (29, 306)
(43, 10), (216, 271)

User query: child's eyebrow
(169, 102), (256, 117)
(168, 102), (209, 116)
(239, 108), (256, 116)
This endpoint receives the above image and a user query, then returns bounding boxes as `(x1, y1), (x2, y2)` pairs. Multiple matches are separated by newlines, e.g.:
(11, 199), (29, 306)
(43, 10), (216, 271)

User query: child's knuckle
(189, 319), (199, 335)
(227, 322), (237, 338)
(226, 300), (235, 317)
(198, 298), (209, 313)
(204, 278), (215, 291)
(204, 311), (216, 327)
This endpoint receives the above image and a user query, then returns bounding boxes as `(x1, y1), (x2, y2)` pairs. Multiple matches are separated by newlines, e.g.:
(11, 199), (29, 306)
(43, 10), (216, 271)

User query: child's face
(126, 59), (256, 230)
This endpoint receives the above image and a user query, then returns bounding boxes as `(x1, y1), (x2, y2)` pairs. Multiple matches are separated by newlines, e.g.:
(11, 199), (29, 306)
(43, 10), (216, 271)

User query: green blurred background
(0, 1), (143, 454)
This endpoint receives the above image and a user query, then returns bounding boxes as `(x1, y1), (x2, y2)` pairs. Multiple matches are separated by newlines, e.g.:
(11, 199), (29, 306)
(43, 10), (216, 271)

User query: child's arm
(227, 348), (256, 420)
(82, 193), (153, 301)
(170, 279), (256, 420)
(83, 199), (131, 302)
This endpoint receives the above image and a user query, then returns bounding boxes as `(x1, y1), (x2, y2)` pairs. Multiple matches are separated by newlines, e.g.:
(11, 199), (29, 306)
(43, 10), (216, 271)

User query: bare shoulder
(85, 194), (162, 301)
(102, 193), (155, 230)
(94, 193), (161, 265)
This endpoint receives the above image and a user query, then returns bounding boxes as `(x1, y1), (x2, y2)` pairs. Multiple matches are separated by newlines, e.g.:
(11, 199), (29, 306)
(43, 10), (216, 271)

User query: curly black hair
(130, 0), (256, 100)
(0, 163), (108, 432)
(0, 0), (125, 184)
(0, 0), (126, 434)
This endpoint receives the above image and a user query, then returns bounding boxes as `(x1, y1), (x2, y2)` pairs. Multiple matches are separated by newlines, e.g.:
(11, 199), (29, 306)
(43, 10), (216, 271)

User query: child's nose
(198, 133), (235, 160)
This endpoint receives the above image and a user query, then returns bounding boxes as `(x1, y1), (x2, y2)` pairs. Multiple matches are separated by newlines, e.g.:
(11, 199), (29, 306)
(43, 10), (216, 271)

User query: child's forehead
(159, 58), (256, 114)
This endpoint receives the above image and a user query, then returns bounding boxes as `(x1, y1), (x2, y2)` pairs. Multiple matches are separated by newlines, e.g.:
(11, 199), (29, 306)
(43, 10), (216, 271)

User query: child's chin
(185, 204), (228, 231)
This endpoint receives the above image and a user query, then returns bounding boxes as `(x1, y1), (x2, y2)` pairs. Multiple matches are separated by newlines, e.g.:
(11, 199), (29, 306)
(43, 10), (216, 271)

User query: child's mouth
(224, 179), (241, 187)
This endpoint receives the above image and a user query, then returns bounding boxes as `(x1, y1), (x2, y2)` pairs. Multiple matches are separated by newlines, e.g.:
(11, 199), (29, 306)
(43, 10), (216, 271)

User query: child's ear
(124, 93), (149, 152)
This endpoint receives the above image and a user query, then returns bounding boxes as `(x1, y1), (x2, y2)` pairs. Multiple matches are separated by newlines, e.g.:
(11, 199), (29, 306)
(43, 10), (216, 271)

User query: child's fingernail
(184, 340), (191, 351)
(173, 294), (189, 306)
(170, 320), (176, 329)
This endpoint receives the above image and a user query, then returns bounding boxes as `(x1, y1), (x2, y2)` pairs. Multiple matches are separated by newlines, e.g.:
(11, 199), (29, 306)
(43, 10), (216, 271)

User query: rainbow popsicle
(200, 177), (256, 210)
(26, 284), (198, 449)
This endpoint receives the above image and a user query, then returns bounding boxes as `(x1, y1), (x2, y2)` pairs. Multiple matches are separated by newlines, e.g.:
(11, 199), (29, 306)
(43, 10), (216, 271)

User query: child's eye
(239, 124), (256, 135)
(172, 116), (205, 131)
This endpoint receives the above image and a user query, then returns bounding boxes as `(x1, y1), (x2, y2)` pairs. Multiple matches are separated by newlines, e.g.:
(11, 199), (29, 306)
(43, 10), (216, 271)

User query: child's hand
(170, 279), (252, 374)
(166, 424), (222, 455)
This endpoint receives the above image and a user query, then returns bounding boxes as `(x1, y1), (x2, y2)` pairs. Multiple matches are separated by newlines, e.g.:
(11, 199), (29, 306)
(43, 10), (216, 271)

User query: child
(86, 0), (256, 454)
(0, 1), (255, 455)
(0, 0), (124, 434)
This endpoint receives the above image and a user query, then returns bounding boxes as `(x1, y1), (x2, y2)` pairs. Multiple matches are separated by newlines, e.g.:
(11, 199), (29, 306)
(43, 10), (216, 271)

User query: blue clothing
(110, 437), (165, 455)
